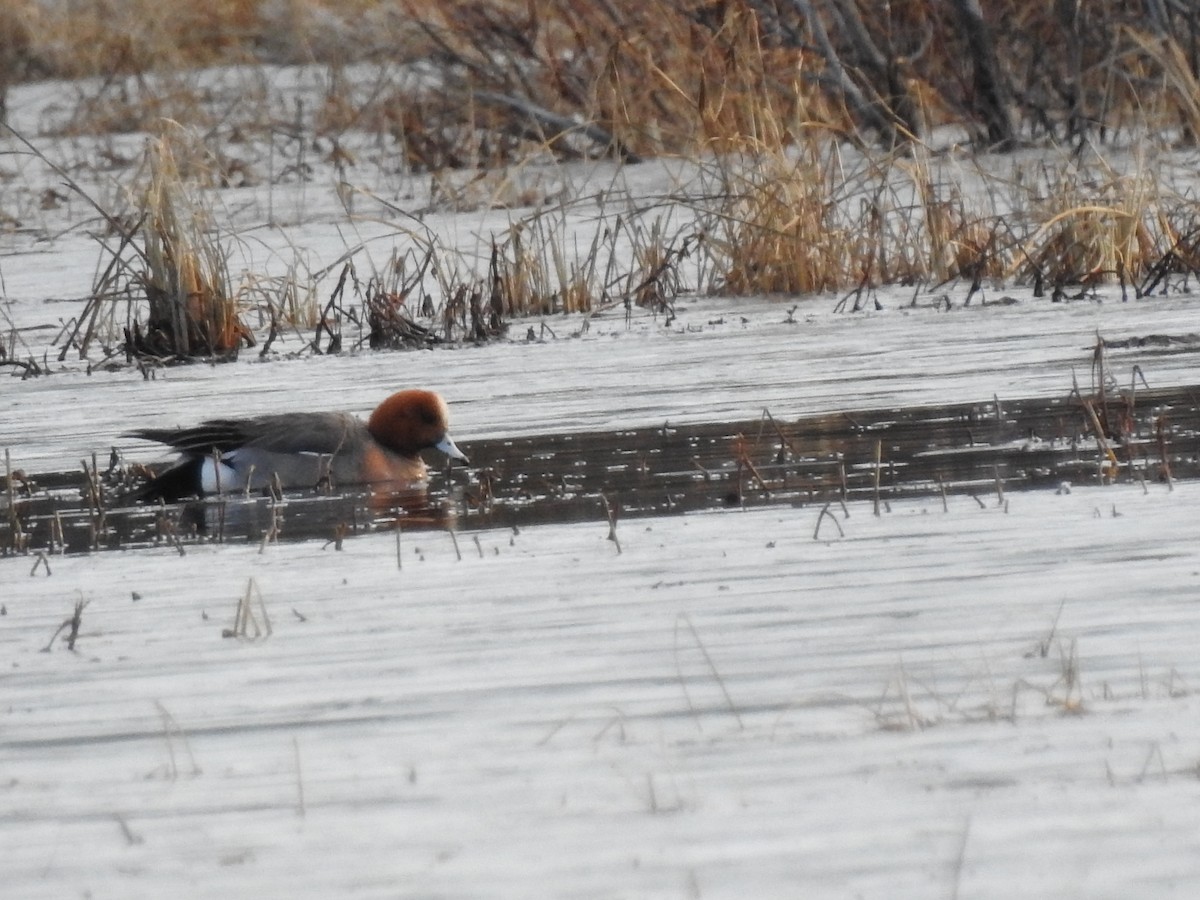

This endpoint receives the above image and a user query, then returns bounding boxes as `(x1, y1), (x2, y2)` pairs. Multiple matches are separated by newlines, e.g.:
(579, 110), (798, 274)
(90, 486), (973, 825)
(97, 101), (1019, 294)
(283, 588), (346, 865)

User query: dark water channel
(5, 385), (1198, 557)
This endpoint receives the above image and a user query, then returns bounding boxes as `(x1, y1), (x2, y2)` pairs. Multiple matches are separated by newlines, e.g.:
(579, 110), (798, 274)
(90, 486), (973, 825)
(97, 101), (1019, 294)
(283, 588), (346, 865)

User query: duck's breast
(358, 443), (428, 487)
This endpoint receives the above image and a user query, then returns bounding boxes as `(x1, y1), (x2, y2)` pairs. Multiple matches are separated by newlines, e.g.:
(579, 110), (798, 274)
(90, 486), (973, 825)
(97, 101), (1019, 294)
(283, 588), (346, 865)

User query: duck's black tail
(126, 457), (205, 504)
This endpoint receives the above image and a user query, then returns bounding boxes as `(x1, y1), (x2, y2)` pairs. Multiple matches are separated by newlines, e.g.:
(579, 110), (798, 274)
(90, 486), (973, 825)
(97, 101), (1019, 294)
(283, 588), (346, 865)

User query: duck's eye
(420, 410), (438, 425)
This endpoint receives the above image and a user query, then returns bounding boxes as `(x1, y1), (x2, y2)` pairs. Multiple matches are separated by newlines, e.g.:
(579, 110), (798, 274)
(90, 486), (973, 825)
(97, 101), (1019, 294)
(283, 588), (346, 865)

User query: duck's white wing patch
(200, 456), (243, 494)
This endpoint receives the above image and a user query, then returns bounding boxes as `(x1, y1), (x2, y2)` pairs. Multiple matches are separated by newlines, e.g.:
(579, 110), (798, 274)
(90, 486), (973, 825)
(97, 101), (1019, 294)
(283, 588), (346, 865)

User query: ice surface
(5, 486), (1200, 898)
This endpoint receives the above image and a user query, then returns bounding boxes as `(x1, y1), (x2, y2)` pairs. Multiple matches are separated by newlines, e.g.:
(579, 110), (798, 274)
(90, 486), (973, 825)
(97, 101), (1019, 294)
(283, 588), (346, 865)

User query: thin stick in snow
(29, 550), (50, 576)
(872, 439), (882, 517)
(675, 613), (743, 730)
(949, 815), (972, 900)
(153, 700), (201, 779)
(293, 737), (306, 818)
(224, 577), (271, 640)
(813, 502), (844, 540)
(42, 597), (87, 652)
(601, 494), (621, 554)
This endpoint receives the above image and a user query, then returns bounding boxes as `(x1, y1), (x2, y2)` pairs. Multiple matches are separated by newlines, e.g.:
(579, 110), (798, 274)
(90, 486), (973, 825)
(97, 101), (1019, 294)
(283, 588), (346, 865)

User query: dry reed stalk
(1155, 415), (1174, 490)
(703, 149), (852, 297)
(601, 494), (620, 554)
(3, 448), (28, 554)
(872, 439), (882, 517)
(43, 598), (88, 652)
(813, 502), (844, 540)
(1079, 399), (1122, 480)
(224, 577), (272, 640)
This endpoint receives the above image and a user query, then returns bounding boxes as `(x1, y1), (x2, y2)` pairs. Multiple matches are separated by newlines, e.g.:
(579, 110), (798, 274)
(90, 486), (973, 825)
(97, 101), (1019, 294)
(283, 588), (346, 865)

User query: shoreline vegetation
(3, 1), (1200, 364)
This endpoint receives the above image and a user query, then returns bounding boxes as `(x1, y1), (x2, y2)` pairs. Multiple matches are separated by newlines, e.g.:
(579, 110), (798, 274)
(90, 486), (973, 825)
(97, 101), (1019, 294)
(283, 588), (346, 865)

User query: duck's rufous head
(367, 390), (468, 463)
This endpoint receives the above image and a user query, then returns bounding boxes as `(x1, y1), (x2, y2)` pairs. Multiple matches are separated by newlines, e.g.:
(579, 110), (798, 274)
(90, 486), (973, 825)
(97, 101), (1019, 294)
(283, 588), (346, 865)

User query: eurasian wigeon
(128, 389), (468, 502)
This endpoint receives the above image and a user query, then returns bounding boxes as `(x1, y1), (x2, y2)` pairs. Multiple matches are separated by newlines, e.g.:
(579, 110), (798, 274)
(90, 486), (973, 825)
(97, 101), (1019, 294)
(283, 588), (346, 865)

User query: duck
(127, 389), (468, 502)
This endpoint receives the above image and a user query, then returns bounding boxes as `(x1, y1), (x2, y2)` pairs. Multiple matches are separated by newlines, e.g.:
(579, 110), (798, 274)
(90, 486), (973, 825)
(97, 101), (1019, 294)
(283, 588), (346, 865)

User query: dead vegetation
(60, 126), (255, 362)
(6, 1), (1200, 370)
(11, 2), (1200, 152)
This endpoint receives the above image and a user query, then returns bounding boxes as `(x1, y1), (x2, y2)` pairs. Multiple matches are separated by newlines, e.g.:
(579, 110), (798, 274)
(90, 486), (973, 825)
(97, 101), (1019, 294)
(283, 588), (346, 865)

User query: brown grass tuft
(126, 129), (252, 358)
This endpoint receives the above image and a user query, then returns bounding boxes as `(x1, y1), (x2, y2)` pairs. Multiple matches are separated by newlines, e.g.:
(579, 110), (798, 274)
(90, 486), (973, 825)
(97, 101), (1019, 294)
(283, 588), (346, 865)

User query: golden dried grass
(1010, 167), (1165, 289)
(133, 129), (251, 356)
(11, 0), (1200, 330)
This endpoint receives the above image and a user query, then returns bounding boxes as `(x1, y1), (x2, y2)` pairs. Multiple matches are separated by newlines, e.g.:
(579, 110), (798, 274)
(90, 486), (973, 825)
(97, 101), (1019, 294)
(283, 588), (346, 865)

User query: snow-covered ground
(4, 67), (1200, 898)
(6, 483), (1200, 899)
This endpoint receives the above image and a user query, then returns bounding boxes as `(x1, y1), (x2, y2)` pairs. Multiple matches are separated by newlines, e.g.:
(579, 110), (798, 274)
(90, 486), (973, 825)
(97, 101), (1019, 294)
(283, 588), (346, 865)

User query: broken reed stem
(872, 439), (882, 517)
(81, 454), (106, 550)
(223, 577), (272, 640)
(324, 522), (347, 551)
(64, 600), (84, 648)
(155, 502), (187, 556)
(993, 465), (1005, 506)
(813, 502), (845, 540)
(154, 700), (201, 778)
(4, 448), (25, 553)
(51, 508), (65, 553)
(257, 498), (281, 553)
(759, 407), (802, 460)
(448, 527), (462, 561)
(43, 598), (88, 652)
(1035, 597), (1067, 658)
(1156, 415), (1174, 490)
(1079, 398), (1121, 479)
(601, 494), (621, 554)
(29, 551), (51, 576)
(739, 450), (771, 496)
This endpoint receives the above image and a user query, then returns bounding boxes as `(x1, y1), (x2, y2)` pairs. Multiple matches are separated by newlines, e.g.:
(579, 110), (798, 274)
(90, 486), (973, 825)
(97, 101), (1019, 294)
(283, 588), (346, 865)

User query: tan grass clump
(486, 215), (599, 316)
(701, 149), (859, 297)
(1018, 206), (1155, 289)
(1010, 167), (1163, 289)
(130, 130), (252, 357)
